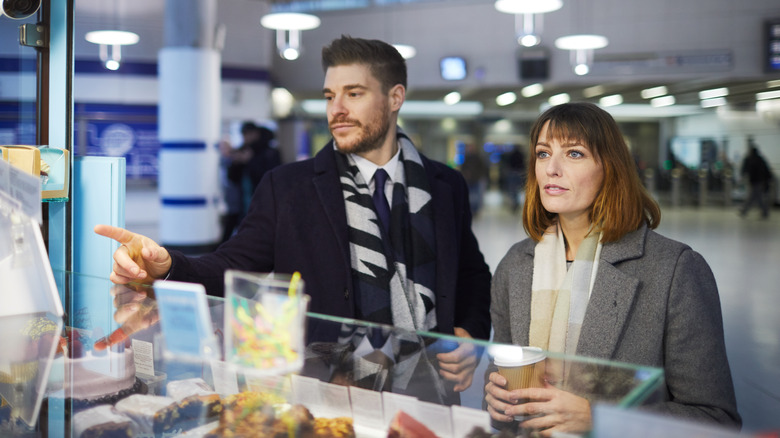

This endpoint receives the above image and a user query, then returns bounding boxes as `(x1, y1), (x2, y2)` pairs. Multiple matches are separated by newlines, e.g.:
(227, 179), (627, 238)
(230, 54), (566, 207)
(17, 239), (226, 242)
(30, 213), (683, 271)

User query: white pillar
(157, 0), (221, 251)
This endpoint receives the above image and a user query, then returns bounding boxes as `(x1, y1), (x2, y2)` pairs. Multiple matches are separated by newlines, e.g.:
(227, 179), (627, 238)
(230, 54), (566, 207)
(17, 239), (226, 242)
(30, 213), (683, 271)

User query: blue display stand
(72, 156), (126, 334)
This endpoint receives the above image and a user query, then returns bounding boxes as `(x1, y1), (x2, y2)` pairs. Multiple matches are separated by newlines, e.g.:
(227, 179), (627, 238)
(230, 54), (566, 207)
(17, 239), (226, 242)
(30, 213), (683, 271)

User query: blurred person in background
(739, 138), (772, 219)
(460, 142), (489, 216)
(500, 144), (526, 213)
(220, 122), (282, 243)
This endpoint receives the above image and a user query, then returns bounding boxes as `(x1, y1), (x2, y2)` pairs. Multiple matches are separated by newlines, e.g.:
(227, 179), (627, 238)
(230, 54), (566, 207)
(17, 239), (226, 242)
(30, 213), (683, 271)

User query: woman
(485, 103), (741, 435)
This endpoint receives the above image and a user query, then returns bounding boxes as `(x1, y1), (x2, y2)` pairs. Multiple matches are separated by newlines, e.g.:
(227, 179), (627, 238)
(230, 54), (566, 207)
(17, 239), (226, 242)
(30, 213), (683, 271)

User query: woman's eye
(536, 151), (549, 158)
(569, 150), (584, 158)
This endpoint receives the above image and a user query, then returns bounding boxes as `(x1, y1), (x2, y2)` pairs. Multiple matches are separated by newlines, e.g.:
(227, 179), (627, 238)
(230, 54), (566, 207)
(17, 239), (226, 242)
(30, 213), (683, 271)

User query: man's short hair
(321, 35), (407, 93)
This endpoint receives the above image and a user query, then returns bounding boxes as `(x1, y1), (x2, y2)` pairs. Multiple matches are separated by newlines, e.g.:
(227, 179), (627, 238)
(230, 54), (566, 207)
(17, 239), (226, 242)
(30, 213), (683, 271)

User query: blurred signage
(766, 18), (780, 72)
(74, 103), (160, 180)
(592, 50), (732, 75)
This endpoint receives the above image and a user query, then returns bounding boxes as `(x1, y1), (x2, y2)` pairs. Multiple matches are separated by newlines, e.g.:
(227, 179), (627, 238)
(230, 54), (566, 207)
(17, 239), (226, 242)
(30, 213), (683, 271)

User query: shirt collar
(351, 144), (402, 187)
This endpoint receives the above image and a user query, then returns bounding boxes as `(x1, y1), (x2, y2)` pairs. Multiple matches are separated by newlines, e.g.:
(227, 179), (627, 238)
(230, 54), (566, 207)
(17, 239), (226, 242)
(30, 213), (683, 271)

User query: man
(739, 140), (772, 219)
(95, 35), (491, 392)
(220, 122), (282, 242)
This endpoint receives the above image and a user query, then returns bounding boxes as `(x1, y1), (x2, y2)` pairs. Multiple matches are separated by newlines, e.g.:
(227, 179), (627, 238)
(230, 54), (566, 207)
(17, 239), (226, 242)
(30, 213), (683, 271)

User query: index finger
(94, 224), (136, 245)
(93, 327), (128, 351)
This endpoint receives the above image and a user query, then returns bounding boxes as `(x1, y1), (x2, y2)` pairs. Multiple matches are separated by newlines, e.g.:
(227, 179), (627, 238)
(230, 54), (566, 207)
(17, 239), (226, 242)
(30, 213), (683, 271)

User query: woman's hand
(485, 373), (592, 437)
(485, 371), (517, 423)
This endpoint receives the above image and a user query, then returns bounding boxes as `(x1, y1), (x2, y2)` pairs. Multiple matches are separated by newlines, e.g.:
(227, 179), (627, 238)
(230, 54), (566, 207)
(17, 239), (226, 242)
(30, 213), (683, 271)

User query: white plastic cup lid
(489, 345), (546, 367)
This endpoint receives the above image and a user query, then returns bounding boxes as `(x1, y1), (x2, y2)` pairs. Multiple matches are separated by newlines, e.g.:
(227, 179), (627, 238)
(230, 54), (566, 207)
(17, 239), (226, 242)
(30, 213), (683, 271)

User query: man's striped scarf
(334, 129), (438, 332)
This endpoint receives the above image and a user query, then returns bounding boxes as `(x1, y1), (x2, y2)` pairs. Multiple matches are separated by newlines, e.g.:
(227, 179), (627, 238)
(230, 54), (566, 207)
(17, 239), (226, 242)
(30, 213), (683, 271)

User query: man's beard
(331, 105), (392, 155)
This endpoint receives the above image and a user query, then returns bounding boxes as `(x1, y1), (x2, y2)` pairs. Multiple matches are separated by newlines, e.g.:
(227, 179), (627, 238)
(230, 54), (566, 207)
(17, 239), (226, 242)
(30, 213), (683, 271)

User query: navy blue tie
(372, 169), (391, 235)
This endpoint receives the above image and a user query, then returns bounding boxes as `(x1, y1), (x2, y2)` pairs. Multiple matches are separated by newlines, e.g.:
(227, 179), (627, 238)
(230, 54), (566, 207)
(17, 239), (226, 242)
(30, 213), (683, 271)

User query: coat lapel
(576, 226), (647, 359)
(312, 144), (351, 275)
(423, 156), (457, 312)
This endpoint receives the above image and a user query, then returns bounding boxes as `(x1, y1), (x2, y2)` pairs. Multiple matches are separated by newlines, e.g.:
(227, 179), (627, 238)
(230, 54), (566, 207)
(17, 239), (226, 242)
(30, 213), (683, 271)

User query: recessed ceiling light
(599, 94), (623, 107)
(521, 83), (544, 97)
(393, 44), (416, 59)
(583, 85), (605, 98)
(444, 91), (462, 105)
(698, 87), (728, 100)
(756, 90), (780, 101)
(548, 93), (570, 106)
(496, 92), (517, 106)
(650, 95), (676, 107)
(700, 97), (727, 108)
(641, 86), (668, 99)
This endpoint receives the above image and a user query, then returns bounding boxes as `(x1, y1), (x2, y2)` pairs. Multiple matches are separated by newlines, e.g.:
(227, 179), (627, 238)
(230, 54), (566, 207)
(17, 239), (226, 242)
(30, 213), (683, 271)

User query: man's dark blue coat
(168, 142), (492, 340)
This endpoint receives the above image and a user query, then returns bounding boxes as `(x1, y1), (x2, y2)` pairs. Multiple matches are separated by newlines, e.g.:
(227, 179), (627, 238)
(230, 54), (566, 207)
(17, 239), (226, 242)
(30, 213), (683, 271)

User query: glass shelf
(4, 271), (665, 437)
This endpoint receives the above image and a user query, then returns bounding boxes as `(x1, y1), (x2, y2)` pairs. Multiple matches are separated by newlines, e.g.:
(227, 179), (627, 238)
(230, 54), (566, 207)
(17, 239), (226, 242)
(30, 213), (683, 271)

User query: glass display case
(4, 270), (665, 438)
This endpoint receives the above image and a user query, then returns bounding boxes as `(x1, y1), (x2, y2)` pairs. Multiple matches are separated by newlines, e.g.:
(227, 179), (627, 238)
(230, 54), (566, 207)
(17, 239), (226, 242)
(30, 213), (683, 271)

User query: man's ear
(389, 84), (406, 112)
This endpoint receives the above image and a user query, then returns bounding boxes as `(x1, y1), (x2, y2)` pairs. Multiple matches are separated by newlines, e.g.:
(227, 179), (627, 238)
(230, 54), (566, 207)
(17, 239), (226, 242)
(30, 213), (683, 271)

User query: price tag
(153, 280), (218, 359)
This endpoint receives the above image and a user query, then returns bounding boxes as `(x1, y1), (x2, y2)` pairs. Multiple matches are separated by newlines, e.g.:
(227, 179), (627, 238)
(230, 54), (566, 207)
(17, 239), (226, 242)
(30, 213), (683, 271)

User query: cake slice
(114, 394), (179, 435)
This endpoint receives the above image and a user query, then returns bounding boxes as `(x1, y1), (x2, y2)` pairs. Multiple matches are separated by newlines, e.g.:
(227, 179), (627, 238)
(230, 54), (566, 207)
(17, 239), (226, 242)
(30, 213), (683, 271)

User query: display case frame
(20, 271), (668, 438)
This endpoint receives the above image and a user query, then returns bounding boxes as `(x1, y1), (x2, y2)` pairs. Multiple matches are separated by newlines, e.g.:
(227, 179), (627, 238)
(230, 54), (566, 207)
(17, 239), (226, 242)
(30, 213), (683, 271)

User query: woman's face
(534, 121), (604, 224)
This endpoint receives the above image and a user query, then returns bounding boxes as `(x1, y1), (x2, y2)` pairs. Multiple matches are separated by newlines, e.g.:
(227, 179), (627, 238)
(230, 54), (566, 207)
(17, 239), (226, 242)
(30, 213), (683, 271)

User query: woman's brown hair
(522, 102), (661, 242)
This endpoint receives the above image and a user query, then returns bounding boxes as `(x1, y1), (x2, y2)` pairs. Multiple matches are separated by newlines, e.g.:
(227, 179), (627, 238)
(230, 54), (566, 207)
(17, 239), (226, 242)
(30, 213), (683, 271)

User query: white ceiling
(64, 0), (780, 120)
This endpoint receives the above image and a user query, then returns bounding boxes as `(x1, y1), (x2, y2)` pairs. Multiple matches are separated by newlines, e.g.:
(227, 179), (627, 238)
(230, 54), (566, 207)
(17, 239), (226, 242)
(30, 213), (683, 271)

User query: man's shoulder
(418, 153), (463, 179)
(267, 156), (317, 180)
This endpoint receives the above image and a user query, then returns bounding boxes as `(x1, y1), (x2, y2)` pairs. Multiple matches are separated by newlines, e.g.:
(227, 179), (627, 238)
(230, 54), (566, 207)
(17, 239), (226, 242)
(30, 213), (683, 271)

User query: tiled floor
(125, 187), (780, 433)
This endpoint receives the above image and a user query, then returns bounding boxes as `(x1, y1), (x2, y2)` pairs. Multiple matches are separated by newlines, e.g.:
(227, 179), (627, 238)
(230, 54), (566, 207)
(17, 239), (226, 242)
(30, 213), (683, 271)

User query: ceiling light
(521, 83), (544, 97)
(698, 87), (728, 100)
(302, 100), (483, 118)
(393, 44), (416, 59)
(599, 94), (623, 107)
(260, 12), (321, 60)
(444, 91), (462, 105)
(260, 12), (320, 30)
(494, 119), (513, 133)
(555, 34), (608, 75)
(85, 30), (140, 70)
(496, 92), (518, 106)
(548, 93), (570, 106)
(756, 90), (780, 100)
(650, 95), (676, 107)
(495, 0), (562, 48)
(641, 86), (668, 99)
(700, 97), (727, 108)
(85, 30), (139, 45)
(271, 87), (295, 118)
(574, 64), (590, 75)
(519, 33), (541, 47)
(583, 85), (606, 98)
(554, 34), (608, 50)
(494, 0), (562, 14)
(767, 80), (780, 88)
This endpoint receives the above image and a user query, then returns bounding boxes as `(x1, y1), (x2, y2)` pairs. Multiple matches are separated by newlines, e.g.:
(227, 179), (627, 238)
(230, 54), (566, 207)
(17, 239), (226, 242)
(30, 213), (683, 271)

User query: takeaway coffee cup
(490, 345), (546, 391)
(490, 345), (547, 421)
